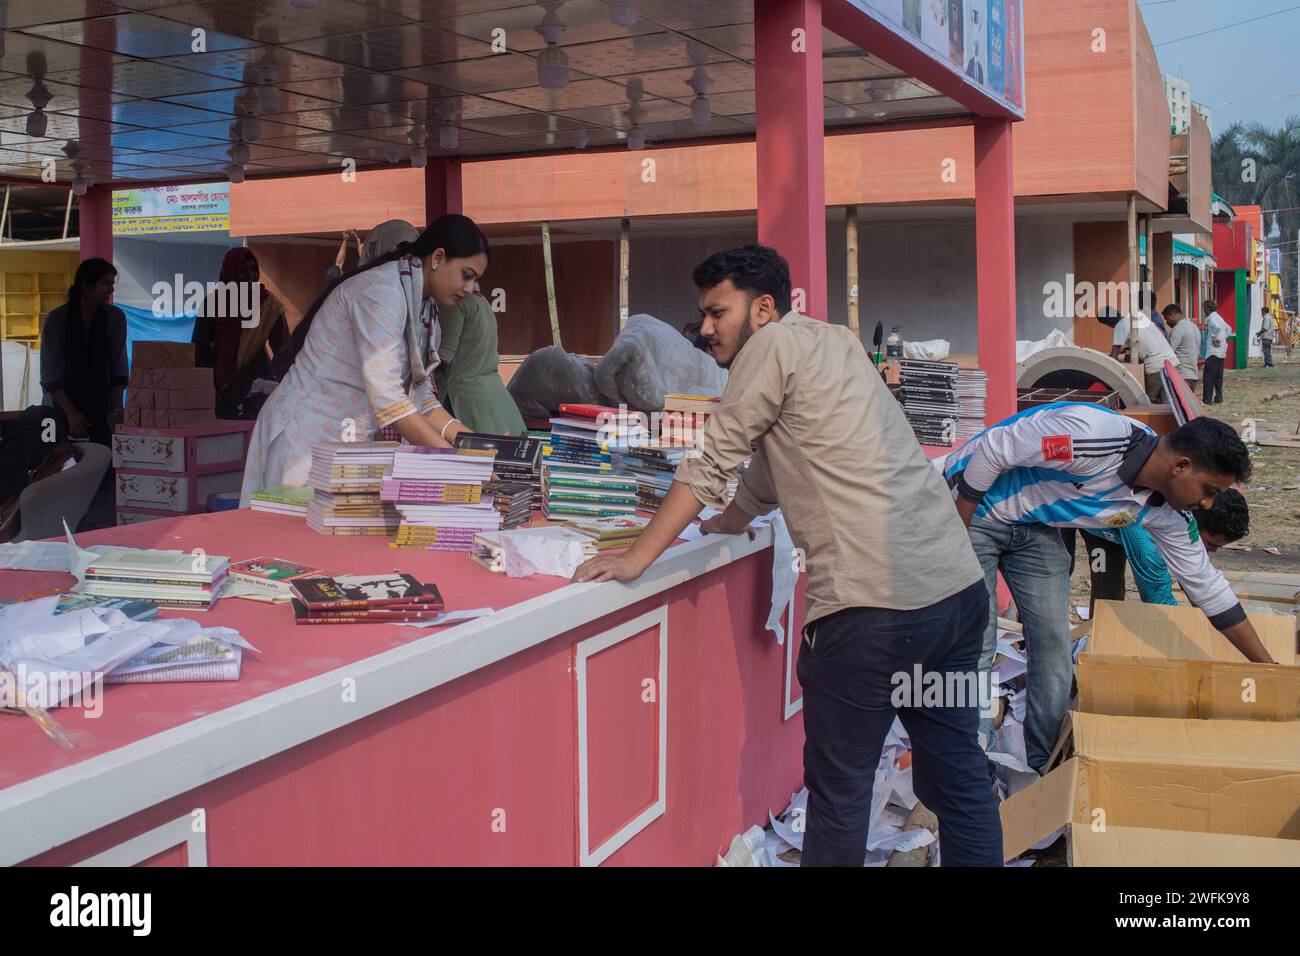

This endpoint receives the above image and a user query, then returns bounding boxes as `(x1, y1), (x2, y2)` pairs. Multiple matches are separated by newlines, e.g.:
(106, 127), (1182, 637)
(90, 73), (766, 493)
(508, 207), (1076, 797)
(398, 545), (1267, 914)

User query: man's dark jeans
(796, 580), (1003, 867)
(1203, 355), (1225, 403)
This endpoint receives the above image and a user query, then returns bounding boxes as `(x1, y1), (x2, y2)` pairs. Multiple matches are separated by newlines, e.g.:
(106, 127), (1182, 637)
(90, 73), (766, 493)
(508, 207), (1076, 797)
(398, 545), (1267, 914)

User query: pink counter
(0, 509), (807, 866)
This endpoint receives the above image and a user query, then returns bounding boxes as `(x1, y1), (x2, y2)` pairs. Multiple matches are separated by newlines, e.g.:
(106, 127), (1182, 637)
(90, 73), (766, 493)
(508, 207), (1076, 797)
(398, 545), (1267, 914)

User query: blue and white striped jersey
(944, 402), (1242, 627)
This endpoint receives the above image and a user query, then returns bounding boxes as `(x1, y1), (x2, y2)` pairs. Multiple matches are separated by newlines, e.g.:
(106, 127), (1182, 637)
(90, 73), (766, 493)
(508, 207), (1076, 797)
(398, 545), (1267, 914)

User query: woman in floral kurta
(240, 215), (491, 503)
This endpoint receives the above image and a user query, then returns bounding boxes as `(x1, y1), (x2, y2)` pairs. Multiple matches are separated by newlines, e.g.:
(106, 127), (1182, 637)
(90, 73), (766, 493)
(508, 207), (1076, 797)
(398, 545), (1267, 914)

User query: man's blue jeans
(967, 516), (1073, 773)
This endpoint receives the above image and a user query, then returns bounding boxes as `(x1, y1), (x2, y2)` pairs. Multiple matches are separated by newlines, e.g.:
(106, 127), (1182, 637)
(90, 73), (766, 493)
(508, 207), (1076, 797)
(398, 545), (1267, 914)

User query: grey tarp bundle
(507, 346), (602, 419)
(593, 314), (727, 411)
(507, 315), (728, 417)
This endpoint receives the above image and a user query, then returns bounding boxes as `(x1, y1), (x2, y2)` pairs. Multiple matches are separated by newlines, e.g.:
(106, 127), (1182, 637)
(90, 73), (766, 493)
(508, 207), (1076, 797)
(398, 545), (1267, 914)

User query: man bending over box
(574, 245), (1002, 866)
(944, 406), (1273, 775)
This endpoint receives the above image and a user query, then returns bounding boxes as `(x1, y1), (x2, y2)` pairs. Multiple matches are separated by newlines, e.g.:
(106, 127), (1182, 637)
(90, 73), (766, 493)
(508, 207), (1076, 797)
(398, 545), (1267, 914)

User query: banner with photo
(112, 184), (230, 236)
(871, 0), (1025, 113)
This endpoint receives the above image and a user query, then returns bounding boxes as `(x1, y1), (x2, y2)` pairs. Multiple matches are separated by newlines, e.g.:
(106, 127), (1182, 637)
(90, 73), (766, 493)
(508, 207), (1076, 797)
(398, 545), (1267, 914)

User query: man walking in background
(1258, 306), (1277, 368)
(1166, 304), (1200, 390)
(1203, 300), (1233, 404)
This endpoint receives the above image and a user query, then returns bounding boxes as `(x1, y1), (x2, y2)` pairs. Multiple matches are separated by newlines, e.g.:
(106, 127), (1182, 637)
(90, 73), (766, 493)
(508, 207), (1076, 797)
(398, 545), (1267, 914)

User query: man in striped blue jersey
(944, 404), (1272, 773)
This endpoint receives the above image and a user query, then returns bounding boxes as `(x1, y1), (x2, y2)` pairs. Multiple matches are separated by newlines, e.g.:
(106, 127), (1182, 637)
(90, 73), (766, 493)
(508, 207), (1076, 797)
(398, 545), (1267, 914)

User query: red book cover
(291, 600), (442, 624)
(558, 403), (622, 420)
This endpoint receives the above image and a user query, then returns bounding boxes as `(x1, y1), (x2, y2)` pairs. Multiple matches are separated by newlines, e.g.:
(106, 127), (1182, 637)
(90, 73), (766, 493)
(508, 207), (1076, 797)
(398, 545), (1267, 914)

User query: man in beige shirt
(574, 245), (1001, 866)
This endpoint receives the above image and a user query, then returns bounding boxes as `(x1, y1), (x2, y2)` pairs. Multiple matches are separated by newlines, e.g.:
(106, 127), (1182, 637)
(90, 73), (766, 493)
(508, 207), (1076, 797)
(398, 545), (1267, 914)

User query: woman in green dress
(434, 292), (526, 436)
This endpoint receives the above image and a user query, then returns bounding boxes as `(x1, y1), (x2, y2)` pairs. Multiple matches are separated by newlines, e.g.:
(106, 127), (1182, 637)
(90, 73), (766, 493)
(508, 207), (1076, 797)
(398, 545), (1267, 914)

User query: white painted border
(0, 527), (773, 866)
(576, 606), (668, 867)
(783, 597), (804, 721)
(74, 813), (207, 867)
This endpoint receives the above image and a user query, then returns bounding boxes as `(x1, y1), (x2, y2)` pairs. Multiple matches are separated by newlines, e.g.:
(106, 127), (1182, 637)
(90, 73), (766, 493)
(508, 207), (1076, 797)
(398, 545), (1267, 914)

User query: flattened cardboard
(1076, 654), (1300, 721)
(1002, 756), (1300, 862)
(1069, 712), (1300, 770)
(1089, 600), (1295, 665)
(129, 366), (213, 390)
(1067, 824), (1300, 866)
(131, 340), (194, 369)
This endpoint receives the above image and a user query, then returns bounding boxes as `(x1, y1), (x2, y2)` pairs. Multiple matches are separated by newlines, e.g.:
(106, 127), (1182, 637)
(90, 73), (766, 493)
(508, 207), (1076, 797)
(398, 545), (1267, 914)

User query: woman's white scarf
(397, 255), (439, 391)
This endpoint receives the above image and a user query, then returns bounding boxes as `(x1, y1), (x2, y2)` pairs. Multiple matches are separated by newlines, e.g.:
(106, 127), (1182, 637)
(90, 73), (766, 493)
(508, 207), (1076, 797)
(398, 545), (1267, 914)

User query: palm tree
(1211, 123), (1254, 206)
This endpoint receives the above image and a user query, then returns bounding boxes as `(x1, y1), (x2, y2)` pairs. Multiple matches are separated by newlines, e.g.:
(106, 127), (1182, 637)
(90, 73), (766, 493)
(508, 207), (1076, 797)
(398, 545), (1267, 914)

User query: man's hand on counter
(573, 552), (651, 584)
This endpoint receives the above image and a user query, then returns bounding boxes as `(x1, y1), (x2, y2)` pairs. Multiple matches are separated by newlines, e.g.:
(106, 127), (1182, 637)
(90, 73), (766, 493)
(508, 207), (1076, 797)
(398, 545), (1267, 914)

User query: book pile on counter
(454, 432), (543, 511)
(543, 465), (638, 519)
(306, 441), (400, 535)
(544, 410), (617, 471)
(249, 483), (313, 518)
(289, 573), (444, 625)
(621, 445), (682, 513)
(222, 555), (322, 604)
(485, 479), (532, 531)
(80, 548), (229, 610)
(661, 393), (717, 445)
(955, 367), (988, 441)
(898, 359), (960, 447)
(565, 514), (651, 550)
(385, 447), (501, 551)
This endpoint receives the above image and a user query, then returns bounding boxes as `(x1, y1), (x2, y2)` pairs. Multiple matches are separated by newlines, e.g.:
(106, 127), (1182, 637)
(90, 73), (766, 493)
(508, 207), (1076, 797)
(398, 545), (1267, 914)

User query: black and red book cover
(289, 573), (443, 610)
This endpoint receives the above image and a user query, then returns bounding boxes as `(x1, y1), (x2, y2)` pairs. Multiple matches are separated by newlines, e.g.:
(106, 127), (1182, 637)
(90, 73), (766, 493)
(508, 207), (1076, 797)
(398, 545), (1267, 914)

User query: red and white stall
(0, 0), (1024, 866)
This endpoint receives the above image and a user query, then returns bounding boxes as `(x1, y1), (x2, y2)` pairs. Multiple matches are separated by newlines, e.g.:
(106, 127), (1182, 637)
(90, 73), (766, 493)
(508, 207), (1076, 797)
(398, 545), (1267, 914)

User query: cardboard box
(111, 424), (251, 475)
(128, 366), (213, 390)
(1077, 654), (1300, 720)
(1087, 599), (1296, 665)
(1001, 755), (1300, 864)
(1066, 712), (1300, 769)
(159, 387), (215, 410)
(131, 341), (194, 369)
(153, 408), (215, 427)
(116, 468), (242, 513)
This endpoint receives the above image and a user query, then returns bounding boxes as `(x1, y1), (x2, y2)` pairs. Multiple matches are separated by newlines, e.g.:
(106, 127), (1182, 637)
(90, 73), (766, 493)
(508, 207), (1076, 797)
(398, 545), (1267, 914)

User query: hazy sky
(1140, 0), (1300, 134)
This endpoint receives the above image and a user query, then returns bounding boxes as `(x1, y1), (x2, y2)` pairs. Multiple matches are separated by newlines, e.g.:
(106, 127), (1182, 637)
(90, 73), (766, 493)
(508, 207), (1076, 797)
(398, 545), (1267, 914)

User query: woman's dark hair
(692, 245), (793, 315)
(1192, 488), (1249, 544)
(68, 257), (117, 314)
(273, 214), (489, 378)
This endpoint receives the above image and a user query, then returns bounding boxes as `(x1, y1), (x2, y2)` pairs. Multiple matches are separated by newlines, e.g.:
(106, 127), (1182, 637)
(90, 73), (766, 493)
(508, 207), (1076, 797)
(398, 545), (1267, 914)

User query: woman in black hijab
(39, 258), (129, 446)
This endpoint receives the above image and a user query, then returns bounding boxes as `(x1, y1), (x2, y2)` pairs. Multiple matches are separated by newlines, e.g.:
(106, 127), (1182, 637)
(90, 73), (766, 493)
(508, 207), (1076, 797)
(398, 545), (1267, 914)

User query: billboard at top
(112, 183), (230, 236)
(859, 0), (1026, 114)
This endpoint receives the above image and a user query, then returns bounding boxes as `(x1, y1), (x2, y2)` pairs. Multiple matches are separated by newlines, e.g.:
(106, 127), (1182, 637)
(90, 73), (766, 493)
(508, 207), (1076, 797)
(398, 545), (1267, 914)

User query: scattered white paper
(1075, 605), (1090, 621)
(499, 533), (585, 579)
(768, 809), (804, 852)
(395, 607), (495, 629)
(869, 828), (935, 855)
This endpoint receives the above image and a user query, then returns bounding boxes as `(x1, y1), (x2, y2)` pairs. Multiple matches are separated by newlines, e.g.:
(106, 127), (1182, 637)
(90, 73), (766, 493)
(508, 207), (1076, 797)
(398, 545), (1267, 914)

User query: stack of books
(79, 548), (230, 610)
(955, 367), (988, 441)
(621, 445), (684, 513)
(485, 479), (532, 531)
(564, 514), (652, 550)
(661, 394), (718, 450)
(385, 447), (500, 551)
(454, 432), (543, 511)
(289, 573), (444, 625)
(544, 413), (617, 470)
(249, 484), (313, 518)
(542, 464), (638, 519)
(897, 360), (960, 447)
(469, 526), (597, 574)
(225, 556), (323, 604)
(306, 441), (400, 535)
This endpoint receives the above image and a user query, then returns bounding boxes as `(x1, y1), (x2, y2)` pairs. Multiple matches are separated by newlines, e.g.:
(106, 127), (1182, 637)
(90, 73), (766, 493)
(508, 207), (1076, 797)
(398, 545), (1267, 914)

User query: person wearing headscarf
(241, 214), (493, 503)
(39, 257), (128, 446)
(361, 219), (419, 265)
(193, 248), (288, 419)
(435, 292), (526, 436)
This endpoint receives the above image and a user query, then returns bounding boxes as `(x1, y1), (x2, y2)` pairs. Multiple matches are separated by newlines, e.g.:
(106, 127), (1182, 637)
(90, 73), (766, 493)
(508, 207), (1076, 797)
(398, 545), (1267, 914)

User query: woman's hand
(572, 552), (650, 584)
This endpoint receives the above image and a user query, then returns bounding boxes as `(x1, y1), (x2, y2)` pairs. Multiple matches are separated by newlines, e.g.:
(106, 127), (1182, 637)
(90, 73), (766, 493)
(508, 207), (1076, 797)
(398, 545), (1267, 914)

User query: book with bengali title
(289, 573), (443, 611)
(229, 556), (325, 595)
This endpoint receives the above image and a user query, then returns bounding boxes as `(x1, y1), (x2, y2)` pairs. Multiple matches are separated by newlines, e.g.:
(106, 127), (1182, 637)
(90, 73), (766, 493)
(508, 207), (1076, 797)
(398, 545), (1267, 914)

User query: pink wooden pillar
(754, 0), (827, 322)
(79, 185), (113, 263)
(424, 157), (463, 225)
(974, 117), (1018, 423)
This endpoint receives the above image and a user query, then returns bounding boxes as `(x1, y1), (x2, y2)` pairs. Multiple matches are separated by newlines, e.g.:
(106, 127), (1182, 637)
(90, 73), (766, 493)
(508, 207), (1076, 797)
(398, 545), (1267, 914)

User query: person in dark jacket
(39, 258), (128, 446)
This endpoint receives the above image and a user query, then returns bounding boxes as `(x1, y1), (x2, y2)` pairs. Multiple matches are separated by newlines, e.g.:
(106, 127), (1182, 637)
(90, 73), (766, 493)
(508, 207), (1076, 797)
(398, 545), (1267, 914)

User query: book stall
(0, 0), (1027, 869)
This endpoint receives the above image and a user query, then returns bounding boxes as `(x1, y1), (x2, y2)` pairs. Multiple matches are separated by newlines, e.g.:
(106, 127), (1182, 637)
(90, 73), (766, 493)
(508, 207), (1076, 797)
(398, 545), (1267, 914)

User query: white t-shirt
(1205, 312), (1232, 359)
(1261, 313), (1278, 338)
(1111, 313), (1178, 374)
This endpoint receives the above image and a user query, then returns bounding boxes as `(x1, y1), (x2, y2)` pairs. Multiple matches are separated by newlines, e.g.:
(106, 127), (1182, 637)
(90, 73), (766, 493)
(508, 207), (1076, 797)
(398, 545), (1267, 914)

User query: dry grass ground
(1069, 350), (1300, 605)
